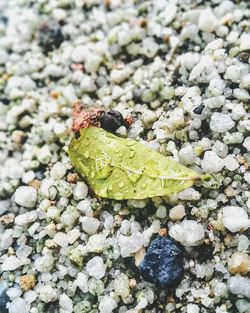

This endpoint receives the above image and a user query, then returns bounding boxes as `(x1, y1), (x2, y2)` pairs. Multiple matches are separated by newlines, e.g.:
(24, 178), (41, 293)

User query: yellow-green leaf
(68, 127), (200, 200)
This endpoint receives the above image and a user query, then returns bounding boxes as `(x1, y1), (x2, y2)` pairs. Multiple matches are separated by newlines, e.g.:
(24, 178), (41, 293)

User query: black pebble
(139, 236), (184, 288)
(38, 21), (64, 54)
(100, 110), (124, 132)
(195, 243), (214, 261)
(0, 282), (10, 313)
(0, 98), (10, 105)
(193, 104), (205, 115)
(107, 110), (124, 125)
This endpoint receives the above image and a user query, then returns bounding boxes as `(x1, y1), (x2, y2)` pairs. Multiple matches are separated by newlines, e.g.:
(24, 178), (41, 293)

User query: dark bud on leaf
(100, 110), (124, 132)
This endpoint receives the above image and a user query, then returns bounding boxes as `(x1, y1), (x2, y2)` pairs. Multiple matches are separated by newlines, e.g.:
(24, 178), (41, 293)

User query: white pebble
(86, 256), (106, 279)
(198, 9), (218, 33)
(50, 162), (66, 180)
(233, 88), (250, 102)
(73, 181), (88, 200)
(178, 188), (201, 201)
(210, 112), (235, 133)
(169, 220), (205, 246)
(75, 272), (88, 293)
(227, 276), (250, 298)
(99, 295), (117, 313)
(201, 151), (224, 173)
(15, 211), (38, 226)
(223, 206), (249, 233)
(39, 285), (57, 303)
(113, 273), (130, 299)
(8, 298), (29, 313)
(1, 256), (23, 271)
(24, 290), (37, 304)
(224, 64), (248, 83)
(71, 46), (87, 63)
(169, 205), (186, 221)
(81, 216), (100, 235)
(223, 155), (239, 171)
(53, 232), (69, 247)
(187, 303), (200, 313)
(243, 137), (250, 151)
(212, 141), (228, 158)
(240, 74), (250, 89)
(179, 145), (195, 165)
(77, 199), (93, 216)
(87, 234), (106, 252)
(118, 232), (144, 257)
(239, 33), (250, 51)
(59, 293), (73, 313)
(238, 235), (250, 252)
(34, 255), (54, 273)
(1, 229), (13, 250)
(14, 186), (37, 208)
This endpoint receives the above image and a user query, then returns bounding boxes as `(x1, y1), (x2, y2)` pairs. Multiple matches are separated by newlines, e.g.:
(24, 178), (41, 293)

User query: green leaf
(68, 127), (200, 200)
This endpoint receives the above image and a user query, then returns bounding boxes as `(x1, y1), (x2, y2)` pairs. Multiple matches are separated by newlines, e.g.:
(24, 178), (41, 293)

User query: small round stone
(8, 298), (29, 313)
(81, 216), (100, 235)
(201, 151), (224, 173)
(187, 304), (200, 313)
(73, 181), (88, 200)
(59, 293), (73, 312)
(50, 162), (66, 180)
(169, 205), (186, 221)
(198, 9), (218, 33)
(223, 206), (250, 233)
(228, 276), (250, 298)
(39, 286), (58, 303)
(210, 112), (235, 133)
(86, 256), (106, 279)
(34, 255), (54, 273)
(228, 252), (250, 275)
(14, 186), (37, 208)
(169, 220), (205, 246)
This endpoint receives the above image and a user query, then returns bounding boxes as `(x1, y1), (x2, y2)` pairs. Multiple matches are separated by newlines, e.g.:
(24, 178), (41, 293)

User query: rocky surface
(0, 0), (250, 312)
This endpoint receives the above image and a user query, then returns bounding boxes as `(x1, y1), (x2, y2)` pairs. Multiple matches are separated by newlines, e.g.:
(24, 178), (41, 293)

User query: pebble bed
(0, 0), (250, 313)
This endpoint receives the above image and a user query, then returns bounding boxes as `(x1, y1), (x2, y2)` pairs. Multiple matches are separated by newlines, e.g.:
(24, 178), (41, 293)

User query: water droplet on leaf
(129, 150), (135, 158)
(119, 182), (124, 188)
(84, 151), (90, 159)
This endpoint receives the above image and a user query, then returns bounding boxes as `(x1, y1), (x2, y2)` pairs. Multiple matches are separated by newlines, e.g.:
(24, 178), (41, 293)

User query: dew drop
(90, 171), (95, 178)
(129, 150), (135, 158)
(106, 139), (111, 144)
(108, 184), (113, 191)
(84, 151), (90, 159)
(142, 183), (147, 188)
(119, 182), (124, 188)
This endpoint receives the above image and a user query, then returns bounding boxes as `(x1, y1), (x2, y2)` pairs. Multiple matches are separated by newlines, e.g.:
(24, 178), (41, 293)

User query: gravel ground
(0, 0), (250, 312)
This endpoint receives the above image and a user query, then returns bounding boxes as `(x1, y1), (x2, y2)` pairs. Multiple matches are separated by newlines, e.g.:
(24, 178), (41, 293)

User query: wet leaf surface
(68, 127), (200, 200)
